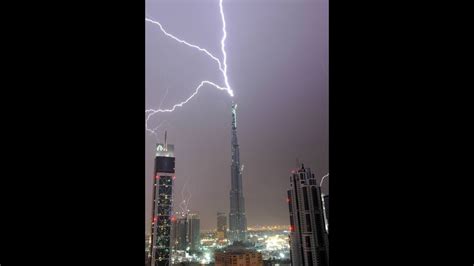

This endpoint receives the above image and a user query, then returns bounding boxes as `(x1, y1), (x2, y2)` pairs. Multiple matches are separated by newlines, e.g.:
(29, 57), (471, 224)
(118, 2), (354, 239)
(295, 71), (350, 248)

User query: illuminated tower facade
(150, 138), (175, 266)
(229, 103), (247, 243)
(287, 164), (329, 266)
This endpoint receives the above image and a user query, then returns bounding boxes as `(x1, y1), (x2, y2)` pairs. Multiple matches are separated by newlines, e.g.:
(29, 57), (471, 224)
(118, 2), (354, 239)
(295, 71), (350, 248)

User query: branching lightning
(145, 0), (233, 136)
(177, 177), (192, 217)
(146, 88), (170, 139)
(145, 17), (224, 73)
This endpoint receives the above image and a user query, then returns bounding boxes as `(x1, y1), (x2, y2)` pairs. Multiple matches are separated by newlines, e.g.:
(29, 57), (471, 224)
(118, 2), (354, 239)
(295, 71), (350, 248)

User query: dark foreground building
(215, 243), (263, 266)
(287, 164), (329, 266)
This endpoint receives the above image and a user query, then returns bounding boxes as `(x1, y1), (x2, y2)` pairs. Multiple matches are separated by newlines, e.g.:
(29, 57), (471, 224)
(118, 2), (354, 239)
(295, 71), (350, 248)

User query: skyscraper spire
(231, 102), (237, 129)
(229, 102), (247, 243)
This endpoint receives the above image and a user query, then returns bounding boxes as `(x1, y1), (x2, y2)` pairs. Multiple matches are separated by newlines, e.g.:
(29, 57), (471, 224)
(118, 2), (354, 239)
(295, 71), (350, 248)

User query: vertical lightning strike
(219, 0), (231, 93)
(145, 0), (233, 136)
(178, 178), (192, 216)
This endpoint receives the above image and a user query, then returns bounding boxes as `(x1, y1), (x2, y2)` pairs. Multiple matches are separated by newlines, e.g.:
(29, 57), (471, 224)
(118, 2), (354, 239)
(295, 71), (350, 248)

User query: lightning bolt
(320, 173), (329, 187)
(145, 17), (224, 74)
(145, 0), (233, 136)
(146, 89), (170, 138)
(176, 177), (192, 217)
(148, 119), (174, 142)
(218, 0), (231, 93)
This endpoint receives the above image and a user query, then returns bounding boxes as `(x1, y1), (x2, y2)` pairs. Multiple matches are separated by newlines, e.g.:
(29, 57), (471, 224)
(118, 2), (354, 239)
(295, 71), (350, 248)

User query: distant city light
(167, 225), (291, 263)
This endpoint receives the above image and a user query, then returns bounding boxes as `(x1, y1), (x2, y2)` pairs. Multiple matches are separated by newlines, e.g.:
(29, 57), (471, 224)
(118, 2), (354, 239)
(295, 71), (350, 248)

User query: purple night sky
(146, 0), (328, 231)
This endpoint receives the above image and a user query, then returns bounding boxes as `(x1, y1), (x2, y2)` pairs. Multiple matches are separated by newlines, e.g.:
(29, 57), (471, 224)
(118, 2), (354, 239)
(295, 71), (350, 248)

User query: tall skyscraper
(229, 103), (247, 243)
(287, 164), (329, 266)
(187, 213), (201, 251)
(217, 212), (227, 240)
(150, 137), (175, 266)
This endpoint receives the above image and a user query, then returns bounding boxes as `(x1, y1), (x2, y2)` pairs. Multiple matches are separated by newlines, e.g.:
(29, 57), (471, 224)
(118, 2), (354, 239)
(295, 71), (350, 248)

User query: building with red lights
(150, 140), (175, 266)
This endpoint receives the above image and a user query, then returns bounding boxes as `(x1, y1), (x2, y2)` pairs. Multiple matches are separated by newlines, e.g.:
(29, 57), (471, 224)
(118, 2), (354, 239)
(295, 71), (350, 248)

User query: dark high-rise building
(229, 103), (247, 243)
(287, 164), (329, 266)
(176, 216), (188, 251)
(187, 213), (201, 251)
(171, 212), (200, 252)
(217, 212), (227, 240)
(150, 139), (175, 266)
(322, 194), (329, 233)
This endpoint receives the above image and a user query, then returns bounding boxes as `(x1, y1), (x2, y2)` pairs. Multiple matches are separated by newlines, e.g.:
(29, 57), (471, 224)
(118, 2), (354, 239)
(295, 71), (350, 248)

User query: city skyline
(146, 0), (328, 231)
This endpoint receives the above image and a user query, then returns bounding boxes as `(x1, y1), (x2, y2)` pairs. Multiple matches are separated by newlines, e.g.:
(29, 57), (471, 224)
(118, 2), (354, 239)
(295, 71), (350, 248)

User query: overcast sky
(146, 0), (328, 231)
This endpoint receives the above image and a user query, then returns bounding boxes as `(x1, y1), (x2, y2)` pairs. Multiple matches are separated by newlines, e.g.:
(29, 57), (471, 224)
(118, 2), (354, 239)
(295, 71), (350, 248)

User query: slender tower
(229, 103), (247, 243)
(150, 132), (175, 266)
